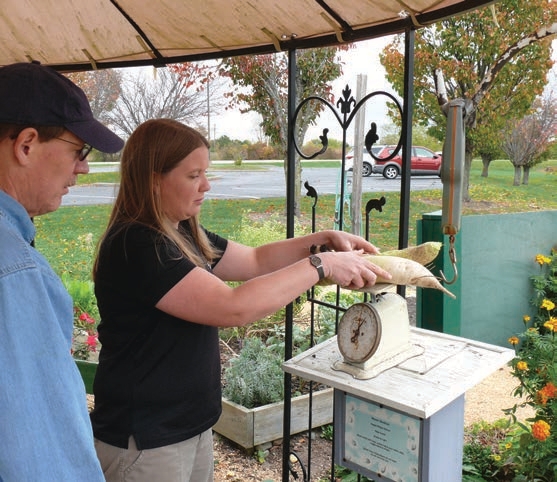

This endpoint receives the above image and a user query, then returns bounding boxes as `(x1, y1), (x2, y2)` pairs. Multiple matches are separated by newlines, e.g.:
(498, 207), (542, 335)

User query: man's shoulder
(0, 221), (35, 275)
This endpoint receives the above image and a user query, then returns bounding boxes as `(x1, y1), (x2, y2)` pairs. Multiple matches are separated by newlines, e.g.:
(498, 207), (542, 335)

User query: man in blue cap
(0, 61), (124, 481)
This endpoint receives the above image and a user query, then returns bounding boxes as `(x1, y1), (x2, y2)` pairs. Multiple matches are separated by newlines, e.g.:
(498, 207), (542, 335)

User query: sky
(210, 35), (557, 145)
(209, 36), (395, 144)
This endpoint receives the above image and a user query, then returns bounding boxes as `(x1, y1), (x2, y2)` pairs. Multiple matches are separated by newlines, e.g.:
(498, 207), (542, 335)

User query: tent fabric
(1, 0), (496, 72)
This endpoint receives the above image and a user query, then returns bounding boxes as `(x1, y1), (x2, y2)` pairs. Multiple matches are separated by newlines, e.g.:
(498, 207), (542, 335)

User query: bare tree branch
(501, 90), (557, 184)
(106, 67), (222, 138)
(471, 22), (557, 114)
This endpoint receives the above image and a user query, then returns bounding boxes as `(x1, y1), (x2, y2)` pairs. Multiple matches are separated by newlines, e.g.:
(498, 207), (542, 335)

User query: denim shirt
(0, 190), (103, 481)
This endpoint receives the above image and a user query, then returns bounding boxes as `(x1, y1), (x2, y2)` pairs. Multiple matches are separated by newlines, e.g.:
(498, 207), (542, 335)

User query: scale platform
(283, 327), (515, 420)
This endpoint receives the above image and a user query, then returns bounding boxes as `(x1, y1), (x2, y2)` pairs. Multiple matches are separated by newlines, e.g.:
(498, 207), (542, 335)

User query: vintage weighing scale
(332, 291), (425, 380)
(284, 100), (515, 481)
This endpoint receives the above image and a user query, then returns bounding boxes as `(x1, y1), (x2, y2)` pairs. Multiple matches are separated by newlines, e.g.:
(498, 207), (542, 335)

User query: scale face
(333, 292), (424, 379)
(337, 302), (382, 363)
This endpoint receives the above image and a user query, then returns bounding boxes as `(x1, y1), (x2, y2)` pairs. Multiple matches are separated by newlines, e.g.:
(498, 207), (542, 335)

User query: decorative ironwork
(285, 84), (403, 482)
(291, 85), (403, 165)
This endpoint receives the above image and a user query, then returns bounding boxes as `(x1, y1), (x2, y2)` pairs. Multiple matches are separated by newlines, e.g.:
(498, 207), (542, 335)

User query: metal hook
(439, 234), (458, 285)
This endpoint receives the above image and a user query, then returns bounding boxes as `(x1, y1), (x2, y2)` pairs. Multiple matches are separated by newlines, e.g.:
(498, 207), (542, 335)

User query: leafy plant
(71, 310), (99, 361)
(529, 251), (557, 320)
(62, 275), (98, 317)
(254, 448), (269, 464)
(332, 465), (374, 481)
(320, 424), (333, 441)
(462, 420), (514, 481)
(56, 233), (102, 361)
(63, 275), (100, 361)
(265, 322), (313, 357)
(222, 337), (284, 408)
(500, 248), (557, 480)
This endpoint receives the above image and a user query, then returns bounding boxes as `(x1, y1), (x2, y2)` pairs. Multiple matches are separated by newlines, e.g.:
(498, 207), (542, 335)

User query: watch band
(309, 254), (325, 281)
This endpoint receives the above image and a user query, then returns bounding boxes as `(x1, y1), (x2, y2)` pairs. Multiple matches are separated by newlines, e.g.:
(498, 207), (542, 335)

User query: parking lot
(63, 165), (442, 206)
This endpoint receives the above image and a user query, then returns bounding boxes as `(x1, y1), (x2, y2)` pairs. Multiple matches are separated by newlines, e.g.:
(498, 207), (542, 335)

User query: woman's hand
(318, 250), (391, 290)
(318, 230), (380, 254)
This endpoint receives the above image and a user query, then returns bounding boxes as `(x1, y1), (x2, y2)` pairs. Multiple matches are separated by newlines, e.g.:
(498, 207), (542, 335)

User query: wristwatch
(309, 254), (325, 281)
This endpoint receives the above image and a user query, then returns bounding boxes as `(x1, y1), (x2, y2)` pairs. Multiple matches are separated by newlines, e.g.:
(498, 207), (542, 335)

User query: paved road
(62, 166), (442, 206)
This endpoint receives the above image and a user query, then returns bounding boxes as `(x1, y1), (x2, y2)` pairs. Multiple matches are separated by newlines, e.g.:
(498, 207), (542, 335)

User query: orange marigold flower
(528, 327), (538, 333)
(544, 317), (557, 333)
(541, 299), (556, 311)
(523, 315), (531, 323)
(508, 336), (519, 345)
(536, 254), (552, 266)
(516, 361), (528, 371)
(542, 382), (557, 398)
(537, 390), (549, 405)
(532, 420), (551, 442)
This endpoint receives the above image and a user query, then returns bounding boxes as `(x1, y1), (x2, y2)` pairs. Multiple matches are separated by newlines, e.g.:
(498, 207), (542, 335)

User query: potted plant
(215, 336), (334, 451)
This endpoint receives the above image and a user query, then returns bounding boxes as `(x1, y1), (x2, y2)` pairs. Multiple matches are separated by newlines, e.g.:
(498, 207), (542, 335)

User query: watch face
(310, 255), (321, 268)
(337, 303), (381, 363)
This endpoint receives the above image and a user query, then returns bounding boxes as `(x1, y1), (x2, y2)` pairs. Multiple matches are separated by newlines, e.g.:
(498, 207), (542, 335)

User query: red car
(372, 145), (442, 179)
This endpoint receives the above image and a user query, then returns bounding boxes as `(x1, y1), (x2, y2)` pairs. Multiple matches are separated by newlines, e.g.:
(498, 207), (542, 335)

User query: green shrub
(493, 248), (557, 480)
(222, 337), (284, 408)
(462, 420), (514, 481)
(232, 211), (309, 246)
(62, 275), (98, 319)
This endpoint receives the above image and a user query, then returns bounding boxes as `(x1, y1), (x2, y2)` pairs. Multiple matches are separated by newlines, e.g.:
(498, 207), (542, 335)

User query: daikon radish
(320, 254), (456, 299)
(380, 241), (442, 266)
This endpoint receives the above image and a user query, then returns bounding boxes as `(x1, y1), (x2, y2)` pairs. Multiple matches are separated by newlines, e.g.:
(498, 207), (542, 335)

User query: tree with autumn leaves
(380, 0), (556, 201)
(501, 91), (557, 185)
(220, 47), (350, 215)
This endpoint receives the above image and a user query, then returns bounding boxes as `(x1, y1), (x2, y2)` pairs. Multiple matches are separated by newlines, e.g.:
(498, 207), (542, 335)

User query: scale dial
(337, 302), (381, 364)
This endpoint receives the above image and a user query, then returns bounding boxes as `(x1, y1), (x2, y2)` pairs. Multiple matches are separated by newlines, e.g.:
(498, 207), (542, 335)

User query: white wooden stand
(283, 327), (514, 482)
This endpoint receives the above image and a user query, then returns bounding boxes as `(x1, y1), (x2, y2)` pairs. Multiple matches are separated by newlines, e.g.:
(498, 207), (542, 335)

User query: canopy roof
(2, 0), (496, 72)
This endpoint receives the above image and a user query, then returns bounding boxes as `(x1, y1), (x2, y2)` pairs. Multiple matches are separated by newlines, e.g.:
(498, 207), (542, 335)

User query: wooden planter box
(213, 388), (334, 450)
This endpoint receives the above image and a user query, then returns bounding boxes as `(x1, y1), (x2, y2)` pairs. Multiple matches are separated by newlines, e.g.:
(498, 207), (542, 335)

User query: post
(351, 74), (367, 236)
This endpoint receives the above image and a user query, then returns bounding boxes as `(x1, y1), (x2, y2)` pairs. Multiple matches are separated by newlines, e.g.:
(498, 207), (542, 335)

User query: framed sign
(334, 390), (423, 482)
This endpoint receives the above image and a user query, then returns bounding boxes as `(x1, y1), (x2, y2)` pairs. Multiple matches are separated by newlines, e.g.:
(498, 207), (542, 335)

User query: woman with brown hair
(90, 118), (390, 482)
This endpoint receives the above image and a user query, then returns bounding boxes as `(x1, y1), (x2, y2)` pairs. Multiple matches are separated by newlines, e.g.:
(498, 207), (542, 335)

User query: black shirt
(90, 222), (228, 449)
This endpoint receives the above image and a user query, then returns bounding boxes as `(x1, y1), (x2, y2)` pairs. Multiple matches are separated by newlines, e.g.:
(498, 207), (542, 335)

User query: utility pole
(207, 80), (211, 159)
(351, 74), (367, 236)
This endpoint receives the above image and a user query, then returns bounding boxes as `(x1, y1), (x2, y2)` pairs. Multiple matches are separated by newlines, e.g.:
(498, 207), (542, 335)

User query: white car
(344, 146), (384, 177)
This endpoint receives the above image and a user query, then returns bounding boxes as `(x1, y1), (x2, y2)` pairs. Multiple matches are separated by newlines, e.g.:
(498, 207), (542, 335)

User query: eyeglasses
(55, 137), (93, 161)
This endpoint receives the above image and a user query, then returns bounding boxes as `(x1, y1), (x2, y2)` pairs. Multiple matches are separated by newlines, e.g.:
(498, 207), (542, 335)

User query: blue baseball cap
(0, 61), (124, 153)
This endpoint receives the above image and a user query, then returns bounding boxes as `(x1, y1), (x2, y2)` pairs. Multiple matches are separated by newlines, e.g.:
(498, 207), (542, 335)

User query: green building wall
(417, 210), (557, 347)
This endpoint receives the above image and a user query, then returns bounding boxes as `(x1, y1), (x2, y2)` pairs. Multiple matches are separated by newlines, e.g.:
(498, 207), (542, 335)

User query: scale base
(332, 343), (425, 380)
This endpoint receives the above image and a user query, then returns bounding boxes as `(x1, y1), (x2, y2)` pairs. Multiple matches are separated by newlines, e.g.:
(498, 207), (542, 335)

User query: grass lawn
(36, 159), (557, 282)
